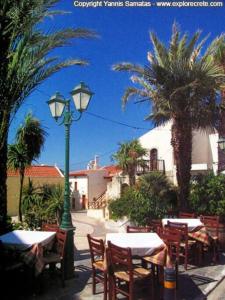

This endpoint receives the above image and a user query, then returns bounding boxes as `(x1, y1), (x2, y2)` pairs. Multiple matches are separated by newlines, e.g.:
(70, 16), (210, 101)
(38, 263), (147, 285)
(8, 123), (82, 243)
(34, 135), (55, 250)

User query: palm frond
(112, 63), (145, 76)
(150, 32), (169, 67)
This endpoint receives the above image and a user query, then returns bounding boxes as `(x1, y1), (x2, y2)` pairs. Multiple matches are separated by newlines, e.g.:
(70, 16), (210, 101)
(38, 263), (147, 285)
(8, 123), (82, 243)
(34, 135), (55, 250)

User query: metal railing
(136, 159), (165, 175)
(88, 190), (107, 209)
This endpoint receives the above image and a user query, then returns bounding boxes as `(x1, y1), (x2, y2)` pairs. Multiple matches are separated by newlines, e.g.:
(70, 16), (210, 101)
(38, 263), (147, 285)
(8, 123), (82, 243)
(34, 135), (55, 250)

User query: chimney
(94, 155), (99, 169)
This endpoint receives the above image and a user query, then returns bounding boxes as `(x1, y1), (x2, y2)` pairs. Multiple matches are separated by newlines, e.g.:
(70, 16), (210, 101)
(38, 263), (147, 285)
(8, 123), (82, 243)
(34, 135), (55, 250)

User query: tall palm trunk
(0, 111), (10, 234)
(18, 169), (25, 222)
(128, 165), (136, 186)
(171, 116), (192, 210)
(218, 87), (225, 173)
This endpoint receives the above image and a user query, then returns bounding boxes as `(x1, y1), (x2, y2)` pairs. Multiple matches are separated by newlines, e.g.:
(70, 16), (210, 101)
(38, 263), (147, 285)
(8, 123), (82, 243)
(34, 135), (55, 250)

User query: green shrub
(189, 172), (225, 216)
(109, 187), (137, 220)
(109, 172), (177, 225)
(21, 181), (64, 229)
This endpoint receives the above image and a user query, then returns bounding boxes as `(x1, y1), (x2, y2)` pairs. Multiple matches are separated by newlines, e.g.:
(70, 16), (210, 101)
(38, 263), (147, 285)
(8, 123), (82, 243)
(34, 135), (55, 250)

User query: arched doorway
(150, 148), (158, 171)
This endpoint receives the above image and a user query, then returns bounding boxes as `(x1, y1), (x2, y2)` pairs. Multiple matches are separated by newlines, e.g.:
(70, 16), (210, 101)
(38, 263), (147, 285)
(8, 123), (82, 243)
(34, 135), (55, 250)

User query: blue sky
(8, 1), (225, 171)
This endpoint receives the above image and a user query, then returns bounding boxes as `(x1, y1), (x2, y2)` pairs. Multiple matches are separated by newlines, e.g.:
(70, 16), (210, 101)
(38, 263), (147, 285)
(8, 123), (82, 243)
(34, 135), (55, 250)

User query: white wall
(70, 176), (88, 210)
(106, 175), (129, 200)
(139, 121), (174, 175)
(70, 170), (109, 210)
(209, 132), (219, 174)
(88, 170), (108, 202)
(138, 121), (219, 182)
(192, 130), (213, 165)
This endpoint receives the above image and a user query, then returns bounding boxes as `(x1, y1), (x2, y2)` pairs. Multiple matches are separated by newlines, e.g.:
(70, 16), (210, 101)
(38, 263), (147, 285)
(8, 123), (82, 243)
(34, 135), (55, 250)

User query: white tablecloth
(162, 218), (203, 232)
(106, 232), (164, 257)
(0, 230), (56, 250)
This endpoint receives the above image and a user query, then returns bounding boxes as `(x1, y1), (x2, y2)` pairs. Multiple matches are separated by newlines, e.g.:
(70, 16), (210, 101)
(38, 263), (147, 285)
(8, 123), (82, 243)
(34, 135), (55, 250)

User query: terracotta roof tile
(8, 165), (63, 178)
(69, 169), (104, 177)
(103, 165), (122, 176)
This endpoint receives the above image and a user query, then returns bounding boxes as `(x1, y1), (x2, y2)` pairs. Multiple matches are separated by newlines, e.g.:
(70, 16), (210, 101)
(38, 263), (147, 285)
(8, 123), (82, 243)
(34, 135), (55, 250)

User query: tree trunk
(171, 117), (192, 210)
(18, 170), (25, 222)
(218, 88), (225, 173)
(128, 165), (136, 186)
(0, 138), (8, 234)
(0, 112), (10, 234)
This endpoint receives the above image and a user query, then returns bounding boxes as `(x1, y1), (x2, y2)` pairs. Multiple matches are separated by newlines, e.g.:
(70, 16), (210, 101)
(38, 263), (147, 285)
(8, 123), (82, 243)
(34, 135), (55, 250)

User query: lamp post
(218, 136), (225, 151)
(47, 82), (93, 278)
(218, 136), (225, 174)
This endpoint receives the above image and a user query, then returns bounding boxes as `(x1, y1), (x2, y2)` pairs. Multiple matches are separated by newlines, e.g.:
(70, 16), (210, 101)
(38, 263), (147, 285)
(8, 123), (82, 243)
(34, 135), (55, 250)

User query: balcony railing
(136, 159), (165, 175)
(88, 190), (106, 209)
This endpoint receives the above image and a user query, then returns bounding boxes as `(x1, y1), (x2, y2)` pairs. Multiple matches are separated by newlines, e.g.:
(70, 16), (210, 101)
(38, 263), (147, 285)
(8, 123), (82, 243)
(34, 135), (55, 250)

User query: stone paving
(12, 211), (225, 300)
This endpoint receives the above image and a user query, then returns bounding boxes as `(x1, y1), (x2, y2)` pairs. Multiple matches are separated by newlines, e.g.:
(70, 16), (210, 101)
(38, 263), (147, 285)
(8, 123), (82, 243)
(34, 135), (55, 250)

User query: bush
(21, 181), (64, 229)
(189, 172), (225, 216)
(109, 187), (137, 221)
(109, 172), (177, 225)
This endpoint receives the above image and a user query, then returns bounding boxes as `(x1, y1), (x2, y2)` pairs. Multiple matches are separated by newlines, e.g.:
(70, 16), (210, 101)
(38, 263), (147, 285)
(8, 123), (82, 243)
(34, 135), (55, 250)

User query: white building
(138, 121), (218, 184)
(69, 155), (121, 213)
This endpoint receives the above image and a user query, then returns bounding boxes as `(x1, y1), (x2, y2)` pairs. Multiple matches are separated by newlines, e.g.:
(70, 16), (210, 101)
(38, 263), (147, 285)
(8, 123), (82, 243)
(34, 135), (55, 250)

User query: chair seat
(114, 267), (151, 282)
(43, 252), (61, 264)
(93, 260), (105, 271)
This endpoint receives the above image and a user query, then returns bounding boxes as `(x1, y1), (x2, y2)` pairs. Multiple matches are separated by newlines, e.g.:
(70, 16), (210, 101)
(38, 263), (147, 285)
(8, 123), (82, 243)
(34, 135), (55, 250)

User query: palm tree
(8, 143), (29, 221)
(8, 113), (47, 221)
(113, 24), (225, 209)
(0, 1), (96, 231)
(212, 38), (225, 173)
(112, 139), (147, 186)
(16, 112), (46, 163)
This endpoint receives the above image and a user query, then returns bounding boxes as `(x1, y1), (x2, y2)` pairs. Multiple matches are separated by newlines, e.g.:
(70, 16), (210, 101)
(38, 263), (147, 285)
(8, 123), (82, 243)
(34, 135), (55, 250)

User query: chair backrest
(149, 219), (162, 235)
(126, 225), (152, 233)
(161, 227), (181, 263)
(107, 241), (133, 280)
(87, 234), (105, 265)
(41, 223), (59, 232)
(167, 221), (188, 244)
(179, 212), (195, 218)
(55, 229), (67, 258)
(200, 215), (220, 237)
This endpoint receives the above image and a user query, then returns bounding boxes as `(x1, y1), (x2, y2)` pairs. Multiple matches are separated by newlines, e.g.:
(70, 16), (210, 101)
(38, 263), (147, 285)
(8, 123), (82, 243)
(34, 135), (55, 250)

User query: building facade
(138, 121), (218, 184)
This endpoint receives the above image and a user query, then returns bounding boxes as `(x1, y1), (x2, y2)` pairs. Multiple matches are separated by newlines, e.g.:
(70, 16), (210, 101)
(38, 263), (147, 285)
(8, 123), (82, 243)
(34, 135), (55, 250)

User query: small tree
(109, 172), (177, 225)
(112, 139), (147, 186)
(189, 173), (225, 217)
(8, 113), (46, 221)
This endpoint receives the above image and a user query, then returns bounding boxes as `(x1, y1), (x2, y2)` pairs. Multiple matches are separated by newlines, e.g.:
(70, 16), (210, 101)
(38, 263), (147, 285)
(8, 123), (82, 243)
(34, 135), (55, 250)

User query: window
(150, 148), (158, 171)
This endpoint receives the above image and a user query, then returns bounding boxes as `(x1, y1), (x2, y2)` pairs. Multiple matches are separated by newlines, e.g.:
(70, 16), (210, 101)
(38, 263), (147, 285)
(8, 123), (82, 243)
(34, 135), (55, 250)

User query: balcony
(136, 159), (165, 175)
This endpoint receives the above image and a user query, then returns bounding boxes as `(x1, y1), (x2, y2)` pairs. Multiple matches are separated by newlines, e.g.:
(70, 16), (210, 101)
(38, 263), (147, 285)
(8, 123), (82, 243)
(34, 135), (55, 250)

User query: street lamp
(218, 136), (225, 174)
(47, 82), (93, 278)
(218, 136), (225, 151)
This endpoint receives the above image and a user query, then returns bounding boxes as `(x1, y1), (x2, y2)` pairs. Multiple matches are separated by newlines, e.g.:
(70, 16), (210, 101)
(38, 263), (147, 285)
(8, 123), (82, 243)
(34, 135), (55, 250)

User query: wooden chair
(179, 212), (195, 218)
(107, 241), (154, 300)
(41, 223), (59, 232)
(200, 215), (220, 262)
(161, 226), (181, 288)
(43, 228), (67, 287)
(166, 221), (196, 270)
(149, 219), (162, 235)
(126, 225), (152, 233)
(87, 234), (107, 300)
